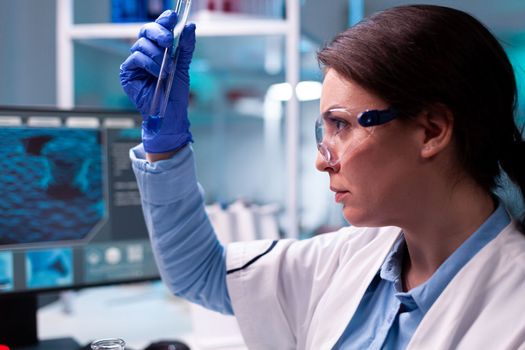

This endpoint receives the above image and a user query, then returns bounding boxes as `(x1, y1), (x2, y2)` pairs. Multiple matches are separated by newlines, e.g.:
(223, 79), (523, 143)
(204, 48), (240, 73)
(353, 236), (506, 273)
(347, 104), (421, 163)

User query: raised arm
(120, 10), (233, 314)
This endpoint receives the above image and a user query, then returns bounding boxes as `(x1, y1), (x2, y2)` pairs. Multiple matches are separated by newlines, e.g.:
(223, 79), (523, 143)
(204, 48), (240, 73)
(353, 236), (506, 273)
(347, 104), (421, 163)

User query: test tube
(146, 0), (193, 133)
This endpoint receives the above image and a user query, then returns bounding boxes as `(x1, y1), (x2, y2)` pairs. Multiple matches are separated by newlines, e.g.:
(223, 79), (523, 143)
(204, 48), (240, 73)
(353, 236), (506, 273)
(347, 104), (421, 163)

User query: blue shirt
(130, 144), (511, 348)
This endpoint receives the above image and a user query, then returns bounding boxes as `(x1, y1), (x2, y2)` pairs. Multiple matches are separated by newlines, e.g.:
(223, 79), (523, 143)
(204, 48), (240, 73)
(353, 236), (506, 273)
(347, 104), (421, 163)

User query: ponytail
(499, 132), (525, 232)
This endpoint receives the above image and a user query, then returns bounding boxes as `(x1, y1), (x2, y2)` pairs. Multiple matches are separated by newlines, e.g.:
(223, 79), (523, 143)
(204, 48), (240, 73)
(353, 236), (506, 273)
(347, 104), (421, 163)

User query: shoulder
(305, 225), (401, 261)
(413, 221), (525, 348)
(226, 225), (400, 273)
(299, 224), (400, 247)
(455, 220), (525, 289)
(225, 225), (400, 348)
(491, 220), (525, 272)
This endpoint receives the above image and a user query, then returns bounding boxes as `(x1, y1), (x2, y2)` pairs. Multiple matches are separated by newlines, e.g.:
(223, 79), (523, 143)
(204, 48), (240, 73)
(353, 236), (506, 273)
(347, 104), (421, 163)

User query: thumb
(177, 23), (196, 71)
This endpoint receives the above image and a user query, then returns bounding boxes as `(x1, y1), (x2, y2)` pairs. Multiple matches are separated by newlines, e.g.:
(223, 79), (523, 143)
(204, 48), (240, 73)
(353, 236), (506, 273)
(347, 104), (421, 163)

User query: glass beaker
(91, 338), (126, 350)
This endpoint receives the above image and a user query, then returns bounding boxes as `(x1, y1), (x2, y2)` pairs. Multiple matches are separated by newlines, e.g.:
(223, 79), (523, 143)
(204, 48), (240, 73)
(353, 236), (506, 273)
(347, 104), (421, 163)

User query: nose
(315, 151), (340, 173)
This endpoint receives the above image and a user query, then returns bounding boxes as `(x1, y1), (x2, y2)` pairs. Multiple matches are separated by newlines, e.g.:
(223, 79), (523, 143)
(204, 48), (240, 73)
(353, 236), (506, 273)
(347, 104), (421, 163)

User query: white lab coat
(225, 221), (525, 349)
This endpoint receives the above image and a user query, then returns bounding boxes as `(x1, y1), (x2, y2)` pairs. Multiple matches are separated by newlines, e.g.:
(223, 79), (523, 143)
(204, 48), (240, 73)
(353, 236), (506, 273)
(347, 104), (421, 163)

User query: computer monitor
(0, 106), (160, 349)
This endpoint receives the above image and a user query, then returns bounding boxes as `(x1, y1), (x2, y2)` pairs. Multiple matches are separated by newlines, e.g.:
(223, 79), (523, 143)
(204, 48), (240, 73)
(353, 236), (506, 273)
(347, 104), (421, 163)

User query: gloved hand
(120, 10), (196, 153)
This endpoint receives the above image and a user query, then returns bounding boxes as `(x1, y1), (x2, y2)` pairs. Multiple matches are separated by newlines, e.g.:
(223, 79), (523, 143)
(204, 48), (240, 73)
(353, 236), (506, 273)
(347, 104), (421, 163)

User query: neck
(400, 177), (495, 288)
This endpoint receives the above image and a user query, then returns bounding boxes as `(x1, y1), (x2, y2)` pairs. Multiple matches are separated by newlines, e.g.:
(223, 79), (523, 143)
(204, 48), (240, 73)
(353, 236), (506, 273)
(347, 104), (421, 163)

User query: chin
(342, 205), (383, 228)
(342, 206), (368, 227)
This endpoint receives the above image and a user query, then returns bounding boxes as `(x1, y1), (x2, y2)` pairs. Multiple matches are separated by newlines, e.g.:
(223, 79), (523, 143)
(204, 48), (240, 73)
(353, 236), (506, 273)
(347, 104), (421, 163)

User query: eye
(327, 116), (350, 133)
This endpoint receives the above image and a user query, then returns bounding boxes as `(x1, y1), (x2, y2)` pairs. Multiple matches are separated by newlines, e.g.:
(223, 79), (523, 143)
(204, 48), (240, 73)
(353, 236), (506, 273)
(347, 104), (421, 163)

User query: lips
(331, 187), (349, 203)
(335, 191), (349, 203)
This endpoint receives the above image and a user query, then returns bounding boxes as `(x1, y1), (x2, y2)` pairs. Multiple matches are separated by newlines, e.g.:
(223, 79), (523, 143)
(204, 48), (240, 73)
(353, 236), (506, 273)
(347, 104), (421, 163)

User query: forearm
(130, 144), (233, 314)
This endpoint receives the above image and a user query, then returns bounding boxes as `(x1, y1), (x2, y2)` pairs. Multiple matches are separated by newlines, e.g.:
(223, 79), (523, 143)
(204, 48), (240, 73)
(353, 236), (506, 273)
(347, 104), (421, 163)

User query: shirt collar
(378, 201), (511, 313)
(379, 234), (405, 284)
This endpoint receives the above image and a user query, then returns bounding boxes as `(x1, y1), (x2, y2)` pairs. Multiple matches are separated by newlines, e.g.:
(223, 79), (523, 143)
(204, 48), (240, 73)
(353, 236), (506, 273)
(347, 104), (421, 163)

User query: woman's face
(316, 69), (423, 227)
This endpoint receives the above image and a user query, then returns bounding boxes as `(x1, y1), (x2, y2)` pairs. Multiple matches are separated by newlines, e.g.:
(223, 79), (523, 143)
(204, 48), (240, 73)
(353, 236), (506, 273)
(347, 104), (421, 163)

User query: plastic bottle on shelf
(111, 0), (143, 22)
(145, 0), (168, 20)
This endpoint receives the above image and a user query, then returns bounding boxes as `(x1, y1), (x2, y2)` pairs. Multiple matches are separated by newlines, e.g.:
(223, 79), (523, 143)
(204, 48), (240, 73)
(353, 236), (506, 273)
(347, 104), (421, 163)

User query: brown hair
(318, 4), (525, 230)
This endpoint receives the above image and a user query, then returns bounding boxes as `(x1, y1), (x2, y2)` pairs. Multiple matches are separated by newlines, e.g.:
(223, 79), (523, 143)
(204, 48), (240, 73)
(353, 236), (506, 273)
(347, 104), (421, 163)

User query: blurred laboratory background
(1, 1), (525, 349)
(1, 0), (524, 240)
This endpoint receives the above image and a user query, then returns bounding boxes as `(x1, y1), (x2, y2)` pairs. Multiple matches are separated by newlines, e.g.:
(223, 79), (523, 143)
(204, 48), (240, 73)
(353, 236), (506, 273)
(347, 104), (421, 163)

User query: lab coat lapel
(305, 227), (402, 350)
(407, 221), (525, 349)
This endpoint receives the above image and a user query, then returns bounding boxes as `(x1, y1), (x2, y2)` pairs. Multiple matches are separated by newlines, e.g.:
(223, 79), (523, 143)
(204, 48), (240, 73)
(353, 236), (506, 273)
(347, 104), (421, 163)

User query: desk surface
(37, 282), (246, 350)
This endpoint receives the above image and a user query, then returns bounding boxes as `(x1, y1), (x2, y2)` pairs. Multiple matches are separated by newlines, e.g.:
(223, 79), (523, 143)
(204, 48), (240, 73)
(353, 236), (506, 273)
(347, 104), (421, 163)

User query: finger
(155, 9), (178, 30)
(139, 22), (174, 48)
(120, 51), (161, 79)
(130, 37), (166, 66)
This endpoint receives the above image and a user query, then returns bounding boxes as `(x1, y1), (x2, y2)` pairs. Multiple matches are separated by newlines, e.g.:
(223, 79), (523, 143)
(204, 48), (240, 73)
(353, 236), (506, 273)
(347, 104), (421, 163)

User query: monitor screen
(0, 106), (159, 348)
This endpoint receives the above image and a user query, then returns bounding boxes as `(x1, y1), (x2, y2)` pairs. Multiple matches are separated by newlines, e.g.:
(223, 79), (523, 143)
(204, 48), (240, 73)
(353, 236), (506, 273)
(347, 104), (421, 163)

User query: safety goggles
(315, 107), (398, 166)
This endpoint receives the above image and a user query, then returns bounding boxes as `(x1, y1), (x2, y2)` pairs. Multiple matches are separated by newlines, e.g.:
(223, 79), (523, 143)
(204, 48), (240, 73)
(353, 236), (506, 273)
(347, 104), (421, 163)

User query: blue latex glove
(120, 10), (196, 153)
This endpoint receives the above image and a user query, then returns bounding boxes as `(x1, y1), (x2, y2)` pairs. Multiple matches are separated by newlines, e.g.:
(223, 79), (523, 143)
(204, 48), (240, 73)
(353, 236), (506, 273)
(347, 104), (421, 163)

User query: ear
(417, 103), (454, 159)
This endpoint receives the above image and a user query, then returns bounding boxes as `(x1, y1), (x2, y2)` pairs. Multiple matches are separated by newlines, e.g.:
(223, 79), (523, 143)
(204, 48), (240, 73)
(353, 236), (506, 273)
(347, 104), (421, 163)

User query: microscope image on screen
(0, 128), (106, 246)
(0, 252), (14, 292)
(25, 248), (73, 289)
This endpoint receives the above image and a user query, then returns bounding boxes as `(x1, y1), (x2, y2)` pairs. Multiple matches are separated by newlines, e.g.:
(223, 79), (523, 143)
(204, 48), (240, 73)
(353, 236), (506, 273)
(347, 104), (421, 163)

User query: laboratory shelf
(69, 17), (291, 39)
(56, 0), (301, 238)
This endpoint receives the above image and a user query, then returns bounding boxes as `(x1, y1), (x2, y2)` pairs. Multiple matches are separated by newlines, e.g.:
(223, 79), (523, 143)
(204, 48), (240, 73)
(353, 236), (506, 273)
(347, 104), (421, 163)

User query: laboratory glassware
(91, 338), (126, 350)
(146, 0), (193, 133)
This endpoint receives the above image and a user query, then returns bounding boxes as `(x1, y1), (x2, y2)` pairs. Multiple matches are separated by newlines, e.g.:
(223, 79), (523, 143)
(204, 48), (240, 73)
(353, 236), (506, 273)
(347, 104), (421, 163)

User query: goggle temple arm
(358, 108), (398, 127)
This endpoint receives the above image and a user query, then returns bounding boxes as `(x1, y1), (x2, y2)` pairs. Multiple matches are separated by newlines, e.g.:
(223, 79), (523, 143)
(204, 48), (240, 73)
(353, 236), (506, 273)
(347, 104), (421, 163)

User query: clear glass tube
(90, 338), (126, 350)
(146, 0), (193, 133)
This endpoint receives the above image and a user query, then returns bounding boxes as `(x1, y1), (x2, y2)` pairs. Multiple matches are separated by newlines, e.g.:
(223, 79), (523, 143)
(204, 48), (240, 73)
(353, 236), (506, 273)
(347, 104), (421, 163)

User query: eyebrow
(322, 107), (355, 119)
(323, 104), (347, 112)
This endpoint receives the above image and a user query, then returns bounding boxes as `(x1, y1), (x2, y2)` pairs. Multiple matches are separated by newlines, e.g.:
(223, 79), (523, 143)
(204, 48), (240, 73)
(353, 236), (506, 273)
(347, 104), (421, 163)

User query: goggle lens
(315, 108), (398, 166)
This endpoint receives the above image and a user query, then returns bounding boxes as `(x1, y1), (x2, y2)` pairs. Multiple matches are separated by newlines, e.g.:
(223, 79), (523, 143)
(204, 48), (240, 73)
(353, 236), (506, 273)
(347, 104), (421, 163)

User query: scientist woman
(120, 5), (525, 349)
